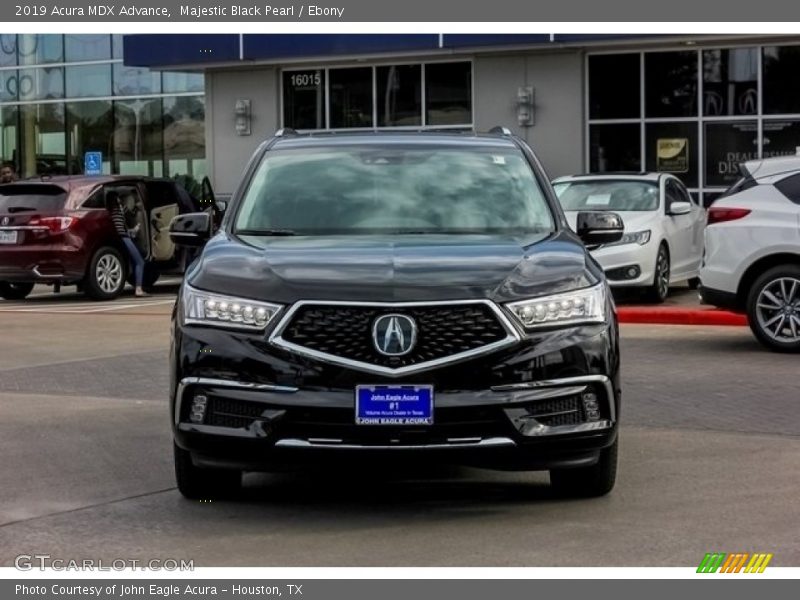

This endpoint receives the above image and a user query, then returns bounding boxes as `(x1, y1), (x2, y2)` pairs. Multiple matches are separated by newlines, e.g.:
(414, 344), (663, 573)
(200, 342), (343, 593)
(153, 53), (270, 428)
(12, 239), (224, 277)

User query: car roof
(269, 130), (519, 150)
(3, 175), (172, 193)
(552, 172), (664, 183)
(741, 155), (800, 181)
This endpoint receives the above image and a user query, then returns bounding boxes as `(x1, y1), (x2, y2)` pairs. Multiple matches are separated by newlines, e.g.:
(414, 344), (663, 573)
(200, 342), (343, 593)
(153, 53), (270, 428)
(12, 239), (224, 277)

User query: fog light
(582, 392), (601, 422)
(606, 265), (641, 281)
(189, 394), (208, 424)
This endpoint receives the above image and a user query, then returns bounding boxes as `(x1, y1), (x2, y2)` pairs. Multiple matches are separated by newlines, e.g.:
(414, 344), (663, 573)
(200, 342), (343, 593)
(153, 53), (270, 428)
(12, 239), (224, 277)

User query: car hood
(186, 231), (599, 304)
(564, 210), (655, 233)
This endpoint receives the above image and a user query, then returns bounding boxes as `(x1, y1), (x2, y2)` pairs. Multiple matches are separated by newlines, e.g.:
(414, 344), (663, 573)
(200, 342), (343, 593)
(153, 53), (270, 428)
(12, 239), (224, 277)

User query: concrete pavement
(0, 291), (798, 567)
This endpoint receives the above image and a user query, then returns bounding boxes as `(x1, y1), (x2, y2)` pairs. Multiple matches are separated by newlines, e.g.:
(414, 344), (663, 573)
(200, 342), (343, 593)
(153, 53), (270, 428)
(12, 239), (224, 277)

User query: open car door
(200, 176), (225, 229)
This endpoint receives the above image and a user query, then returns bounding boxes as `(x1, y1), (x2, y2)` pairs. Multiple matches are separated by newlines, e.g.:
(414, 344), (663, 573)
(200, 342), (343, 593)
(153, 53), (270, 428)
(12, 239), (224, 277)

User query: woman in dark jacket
(107, 191), (148, 297)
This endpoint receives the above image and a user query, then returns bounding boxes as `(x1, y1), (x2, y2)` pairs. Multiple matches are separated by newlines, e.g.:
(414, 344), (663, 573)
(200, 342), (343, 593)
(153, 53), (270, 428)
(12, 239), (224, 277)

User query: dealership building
(4, 34), (800, 206)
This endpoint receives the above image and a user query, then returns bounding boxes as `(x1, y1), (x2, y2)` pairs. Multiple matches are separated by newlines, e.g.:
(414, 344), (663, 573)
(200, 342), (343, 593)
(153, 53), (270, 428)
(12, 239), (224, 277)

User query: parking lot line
(0, 298), (175, 313)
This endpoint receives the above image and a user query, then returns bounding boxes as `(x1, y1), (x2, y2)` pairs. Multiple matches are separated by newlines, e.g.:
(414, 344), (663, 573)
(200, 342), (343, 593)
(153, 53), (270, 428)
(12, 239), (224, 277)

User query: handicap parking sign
(84, 151), (102, 176)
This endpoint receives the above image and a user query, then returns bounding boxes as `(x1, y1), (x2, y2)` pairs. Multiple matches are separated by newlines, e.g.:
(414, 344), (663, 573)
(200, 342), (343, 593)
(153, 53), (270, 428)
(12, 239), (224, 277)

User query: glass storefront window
(0, 70), (18, 102)
(162, 72), (205, 94)
(65, 64), (112, 98)
(112, 34), (123, 59)
(113, 98), (163, 176)
(589, 124), (641, 172)
(0, 105), (18, 164)
(113, 64), (161, 96)
(66, 101), (113, 174)
(425, 62), (472, 125)
(0, 35), (205, 183)
(329, 67), (373, 128)
(65, 34), (111, 62)
(704, 121), (758, 187)
(763, 120), (800, 158)
(19, 103), (67, 177)
(589, 54), (640, 119)
(282, 69), (325, 130)
(377, 64), (422, 127)
(0, 35), (17, 67)
(763, 46), (800, 115)
(18, 67), (64, 101)
(645, 122), (698, 187)
(163, 96), (206, 180)
(645, 51), (697, 118)
(703, 48), (758, 116)
(18, 35), (63, 65)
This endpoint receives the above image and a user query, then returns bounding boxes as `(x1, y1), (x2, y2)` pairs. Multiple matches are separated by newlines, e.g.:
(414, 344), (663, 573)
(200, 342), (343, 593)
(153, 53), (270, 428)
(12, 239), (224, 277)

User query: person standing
(108, 191), (148, 297)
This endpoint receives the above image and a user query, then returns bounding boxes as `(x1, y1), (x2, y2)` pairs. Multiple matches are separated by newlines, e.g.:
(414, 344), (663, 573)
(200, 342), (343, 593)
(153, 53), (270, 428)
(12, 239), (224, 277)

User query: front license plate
(355, 385), (434, 425)
(0, 230), (18, 244)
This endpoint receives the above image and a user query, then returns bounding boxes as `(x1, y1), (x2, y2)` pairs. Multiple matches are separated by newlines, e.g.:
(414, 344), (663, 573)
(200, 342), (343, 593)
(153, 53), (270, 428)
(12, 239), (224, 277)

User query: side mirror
(215, 199), (228, 215)
(575, 211), (624, 246)
(169, 212), (211, 247)
(668, 201), (692, 216)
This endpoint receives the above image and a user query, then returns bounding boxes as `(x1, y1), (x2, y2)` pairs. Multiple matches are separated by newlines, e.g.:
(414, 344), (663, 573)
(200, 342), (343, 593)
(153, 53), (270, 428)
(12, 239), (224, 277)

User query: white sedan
(552, 173), (706, 303)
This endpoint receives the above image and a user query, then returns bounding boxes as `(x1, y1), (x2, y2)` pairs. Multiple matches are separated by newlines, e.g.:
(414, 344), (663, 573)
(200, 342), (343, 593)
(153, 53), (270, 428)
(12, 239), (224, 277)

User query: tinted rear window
(0, 185), (68, 212)
(717, 174), (757, 200)
(775, 173), (800, 205)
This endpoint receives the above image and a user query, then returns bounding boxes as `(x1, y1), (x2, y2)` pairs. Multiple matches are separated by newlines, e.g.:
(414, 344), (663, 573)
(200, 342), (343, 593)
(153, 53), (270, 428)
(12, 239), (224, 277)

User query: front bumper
(591, 241), (658, 288)
(171, 318), (620, 472)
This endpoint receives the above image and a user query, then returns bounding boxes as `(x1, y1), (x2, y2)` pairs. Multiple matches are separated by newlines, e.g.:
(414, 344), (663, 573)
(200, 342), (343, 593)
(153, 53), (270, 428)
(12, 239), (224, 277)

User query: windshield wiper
(7, 206), (37, 213)
(236, 228), (297, 236)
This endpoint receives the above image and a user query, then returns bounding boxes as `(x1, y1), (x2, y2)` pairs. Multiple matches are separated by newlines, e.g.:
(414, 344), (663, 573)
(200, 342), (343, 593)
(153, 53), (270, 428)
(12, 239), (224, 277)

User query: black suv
(169, 129), (624, 499)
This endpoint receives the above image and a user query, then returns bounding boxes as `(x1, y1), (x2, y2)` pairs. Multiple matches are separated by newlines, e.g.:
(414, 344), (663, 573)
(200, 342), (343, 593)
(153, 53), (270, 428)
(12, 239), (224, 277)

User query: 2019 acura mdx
(168, 128), (624, 499)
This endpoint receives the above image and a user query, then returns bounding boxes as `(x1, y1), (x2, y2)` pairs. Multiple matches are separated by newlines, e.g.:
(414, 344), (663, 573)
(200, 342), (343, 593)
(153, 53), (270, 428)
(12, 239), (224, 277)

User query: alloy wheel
(656, 250), (670, 300)
(755, 277), (800, 343)
(96, 254), (123, 293)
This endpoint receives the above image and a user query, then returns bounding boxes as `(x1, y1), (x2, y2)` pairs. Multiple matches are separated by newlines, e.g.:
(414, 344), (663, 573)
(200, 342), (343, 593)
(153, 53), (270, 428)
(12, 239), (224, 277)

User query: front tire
(643, 244), (670, 303)
(550, 438), (618, 498)
(0, 281), (34, 300)
(747, 264), (800, 353)
(84, 246), (126, 300)
(174, 443), (242, 500)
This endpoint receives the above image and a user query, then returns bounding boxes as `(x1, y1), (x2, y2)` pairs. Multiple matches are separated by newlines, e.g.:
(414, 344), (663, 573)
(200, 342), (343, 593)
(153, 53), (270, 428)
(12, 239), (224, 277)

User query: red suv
(0, 176), (202, 300)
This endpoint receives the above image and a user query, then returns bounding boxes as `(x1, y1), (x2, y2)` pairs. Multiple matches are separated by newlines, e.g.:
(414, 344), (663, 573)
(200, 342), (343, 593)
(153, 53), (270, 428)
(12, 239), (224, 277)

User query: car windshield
(554, 180), (659, 212)
(234, 146), (554, 235)
(0, 185), (68, 212)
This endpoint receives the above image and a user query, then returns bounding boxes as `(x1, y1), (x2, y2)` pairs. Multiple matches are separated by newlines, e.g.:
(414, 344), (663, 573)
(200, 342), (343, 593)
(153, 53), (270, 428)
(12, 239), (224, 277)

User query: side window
(775, 173), (800, 205)
(676, 180), (695, 205)
(664, 180), (681, 211)
(81, 188), (106, 209)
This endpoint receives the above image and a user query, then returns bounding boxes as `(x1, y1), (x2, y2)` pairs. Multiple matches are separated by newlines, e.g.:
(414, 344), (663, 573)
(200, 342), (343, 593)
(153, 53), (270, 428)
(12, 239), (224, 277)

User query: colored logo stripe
(697, 553), (726, 573)
(697, 552), (773, 573)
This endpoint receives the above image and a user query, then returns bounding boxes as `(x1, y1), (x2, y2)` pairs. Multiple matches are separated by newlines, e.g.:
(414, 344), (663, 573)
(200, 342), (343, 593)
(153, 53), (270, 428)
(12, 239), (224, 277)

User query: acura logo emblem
(372, 314), (417, 356)
(1, 217), (9, 226)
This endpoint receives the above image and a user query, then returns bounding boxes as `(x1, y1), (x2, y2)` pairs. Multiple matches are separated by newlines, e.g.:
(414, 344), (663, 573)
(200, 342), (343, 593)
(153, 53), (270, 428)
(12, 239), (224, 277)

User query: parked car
(168, 128), (624, 500)
(0, 176), (201, 300)
(552, 173), (706, 302)
(700, 155), (800, 352)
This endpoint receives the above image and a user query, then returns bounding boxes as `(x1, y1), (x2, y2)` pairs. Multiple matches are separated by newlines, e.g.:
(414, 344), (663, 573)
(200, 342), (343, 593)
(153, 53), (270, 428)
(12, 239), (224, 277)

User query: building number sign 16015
(290, 72), (322, 88)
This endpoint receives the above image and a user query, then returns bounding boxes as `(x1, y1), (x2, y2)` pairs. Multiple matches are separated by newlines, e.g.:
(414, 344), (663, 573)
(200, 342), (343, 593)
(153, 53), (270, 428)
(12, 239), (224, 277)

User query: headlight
(182, 285), (282, 330)
(506, 284), (607, 329)
(607, 230), (651, 247)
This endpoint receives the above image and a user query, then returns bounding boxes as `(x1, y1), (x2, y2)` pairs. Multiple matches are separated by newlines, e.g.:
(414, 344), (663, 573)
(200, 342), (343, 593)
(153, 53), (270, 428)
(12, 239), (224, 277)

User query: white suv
(700, 155), (800, 352)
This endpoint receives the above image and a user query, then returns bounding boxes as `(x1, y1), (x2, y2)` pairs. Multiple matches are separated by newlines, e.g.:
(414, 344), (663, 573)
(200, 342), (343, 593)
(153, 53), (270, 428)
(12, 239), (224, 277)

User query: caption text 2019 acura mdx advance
(168, 128), (625, 499)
